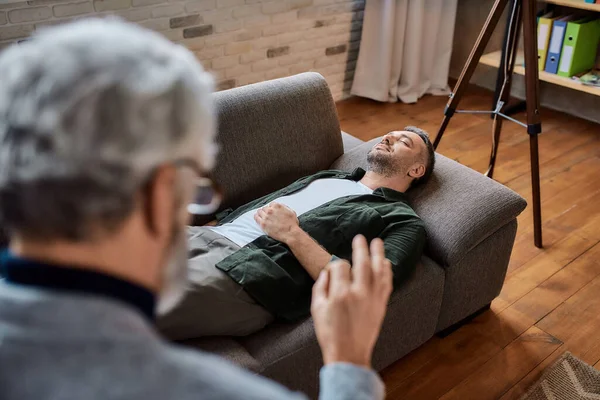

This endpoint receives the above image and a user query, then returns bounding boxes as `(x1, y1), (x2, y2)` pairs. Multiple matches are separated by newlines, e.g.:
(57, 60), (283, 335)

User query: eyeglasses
(187, 176), (222, 215)
(173, 159), (222, 216)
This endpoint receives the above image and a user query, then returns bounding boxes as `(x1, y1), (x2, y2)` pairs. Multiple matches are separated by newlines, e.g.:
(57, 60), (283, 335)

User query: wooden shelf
(480, 50), (600, 97)
(541, 0), (600, 12)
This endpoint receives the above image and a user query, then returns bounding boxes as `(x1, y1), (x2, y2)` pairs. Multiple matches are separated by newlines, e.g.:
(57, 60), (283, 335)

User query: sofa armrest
(330, 137), (527, 267)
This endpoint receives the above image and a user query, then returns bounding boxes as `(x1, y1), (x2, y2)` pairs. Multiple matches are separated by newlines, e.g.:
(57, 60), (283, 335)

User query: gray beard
(367, 150), (403, 178)
(156, 227), (189, 316)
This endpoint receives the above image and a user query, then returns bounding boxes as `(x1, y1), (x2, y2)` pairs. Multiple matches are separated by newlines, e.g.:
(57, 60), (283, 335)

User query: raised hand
(311, 235), (393, 368)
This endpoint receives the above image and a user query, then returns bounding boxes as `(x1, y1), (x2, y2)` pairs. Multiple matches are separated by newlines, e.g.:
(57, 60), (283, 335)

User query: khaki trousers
(157, 227), (273, 340)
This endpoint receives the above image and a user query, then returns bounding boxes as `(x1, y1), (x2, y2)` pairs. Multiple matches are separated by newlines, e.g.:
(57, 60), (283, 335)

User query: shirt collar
(347, 168), (408, 203)
(349, 167), (367, 180)
(374, 187), (408, 202)
(0, 251), (156, 321)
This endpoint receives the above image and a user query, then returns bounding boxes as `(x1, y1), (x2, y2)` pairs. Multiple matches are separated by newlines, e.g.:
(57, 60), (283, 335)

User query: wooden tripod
(433, 0), (543, 248)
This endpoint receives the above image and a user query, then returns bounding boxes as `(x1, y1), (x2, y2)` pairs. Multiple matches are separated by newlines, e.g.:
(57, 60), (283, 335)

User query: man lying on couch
(158, 127), (435, 340)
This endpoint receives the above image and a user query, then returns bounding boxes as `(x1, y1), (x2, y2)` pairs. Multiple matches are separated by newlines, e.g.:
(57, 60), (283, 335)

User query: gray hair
(0, 18), (216, 240)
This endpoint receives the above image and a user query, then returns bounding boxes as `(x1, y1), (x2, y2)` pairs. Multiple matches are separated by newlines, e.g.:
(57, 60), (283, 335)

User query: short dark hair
(404, 126), (435, 188)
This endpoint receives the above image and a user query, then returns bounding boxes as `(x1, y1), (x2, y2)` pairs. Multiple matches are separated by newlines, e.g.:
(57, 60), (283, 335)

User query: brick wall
(0, 0), (364, 101)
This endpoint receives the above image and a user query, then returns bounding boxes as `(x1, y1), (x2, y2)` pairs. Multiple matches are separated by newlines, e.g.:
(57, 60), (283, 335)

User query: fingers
(257, 204), (273, 215)
(377, 258), (393, 297)
(311, 269), (330, 319)
(253, 210), (263, 225)
(352, 235), (372, 289)
(383, 259), (393, 296)
(370, 238), (385, 275)
(268, 203), (296, 217)
(312, 268), (330, 301)
(370, 238), (393, 298)
(351, 235), (369, 267)
(349, 237), (392, 299)
(255, 206), (271, 221)
(328, 260), (351, 297)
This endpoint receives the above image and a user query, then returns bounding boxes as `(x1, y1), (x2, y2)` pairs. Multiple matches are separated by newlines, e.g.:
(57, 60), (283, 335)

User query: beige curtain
(351, 0), (458, 103)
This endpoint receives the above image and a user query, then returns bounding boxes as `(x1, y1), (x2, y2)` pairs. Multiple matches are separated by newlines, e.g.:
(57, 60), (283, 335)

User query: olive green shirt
(215, 168), (426, 322)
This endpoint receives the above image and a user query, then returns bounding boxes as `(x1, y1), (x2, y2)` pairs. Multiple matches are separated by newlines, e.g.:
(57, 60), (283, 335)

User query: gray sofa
(185, 72), (527, 398)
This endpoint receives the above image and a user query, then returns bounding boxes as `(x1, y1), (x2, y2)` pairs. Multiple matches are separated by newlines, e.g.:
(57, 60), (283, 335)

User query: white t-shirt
(209, 178), (373, 247)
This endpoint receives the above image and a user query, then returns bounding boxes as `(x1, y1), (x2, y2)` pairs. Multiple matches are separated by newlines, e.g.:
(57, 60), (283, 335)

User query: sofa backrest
(211, 73), (344, 211)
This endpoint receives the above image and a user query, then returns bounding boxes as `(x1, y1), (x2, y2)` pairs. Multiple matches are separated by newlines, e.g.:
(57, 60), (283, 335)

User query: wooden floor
(336, 85), (600, 400)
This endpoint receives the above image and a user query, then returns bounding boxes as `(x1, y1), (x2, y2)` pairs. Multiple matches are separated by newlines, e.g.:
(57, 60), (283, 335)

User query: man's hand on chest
(254, 202), (301, 244)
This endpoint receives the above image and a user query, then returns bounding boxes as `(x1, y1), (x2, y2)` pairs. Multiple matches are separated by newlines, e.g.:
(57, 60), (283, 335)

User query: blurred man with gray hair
(0, 19), (393, 400)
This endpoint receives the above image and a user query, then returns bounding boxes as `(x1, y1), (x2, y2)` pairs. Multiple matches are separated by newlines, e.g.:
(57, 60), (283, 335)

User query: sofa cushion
(180, 337), (261, 373)
(330, 137), (527, 267)
(211, 73), (343, 211)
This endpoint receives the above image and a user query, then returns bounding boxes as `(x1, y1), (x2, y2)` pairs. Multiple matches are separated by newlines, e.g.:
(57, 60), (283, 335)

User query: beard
(367, 149), (411, 178)
(156, 230), (188, 316)
(156, 225), (189, 316)
(155, 181), (190, 317)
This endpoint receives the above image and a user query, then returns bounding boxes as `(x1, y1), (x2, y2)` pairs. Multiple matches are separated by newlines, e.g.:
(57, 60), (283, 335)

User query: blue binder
(545, 16), (577, 74)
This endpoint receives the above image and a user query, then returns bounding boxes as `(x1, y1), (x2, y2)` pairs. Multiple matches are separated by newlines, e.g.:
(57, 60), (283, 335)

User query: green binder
(558, 18), (600, 78)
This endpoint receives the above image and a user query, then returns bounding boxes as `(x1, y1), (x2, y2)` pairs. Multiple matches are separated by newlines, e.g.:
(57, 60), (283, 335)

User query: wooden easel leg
(433, 0), (511, 150)
(491, 0), (519, 114)
(522, 0), (543, 248)
(530, 134), (543, 248)
(486, 0), (522, 178)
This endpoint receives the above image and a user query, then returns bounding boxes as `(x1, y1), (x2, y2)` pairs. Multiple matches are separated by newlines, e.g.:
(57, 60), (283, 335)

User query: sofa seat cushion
(331, 137), (527, 267)
(180, 337), (261, 373)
